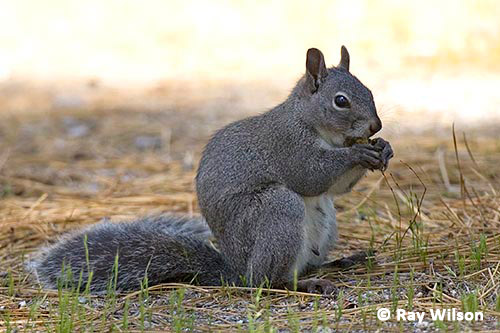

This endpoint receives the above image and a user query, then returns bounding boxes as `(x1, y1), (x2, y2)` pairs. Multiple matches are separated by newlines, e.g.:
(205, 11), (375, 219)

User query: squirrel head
(294, 46), (382, 146)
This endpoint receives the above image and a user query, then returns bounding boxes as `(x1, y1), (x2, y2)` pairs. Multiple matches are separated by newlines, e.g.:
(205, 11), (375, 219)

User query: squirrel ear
(306, 48), (328, 93)
(338, 45), (350, 71)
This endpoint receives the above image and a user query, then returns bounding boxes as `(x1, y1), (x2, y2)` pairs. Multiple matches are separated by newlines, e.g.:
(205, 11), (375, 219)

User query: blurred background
(1, 0), (500, 126)
(0, 0), (499, 201)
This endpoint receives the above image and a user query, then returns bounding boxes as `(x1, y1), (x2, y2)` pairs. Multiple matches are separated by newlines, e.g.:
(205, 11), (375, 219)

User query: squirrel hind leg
(220, 187), (306, 288)
(322, 249), (376, 270)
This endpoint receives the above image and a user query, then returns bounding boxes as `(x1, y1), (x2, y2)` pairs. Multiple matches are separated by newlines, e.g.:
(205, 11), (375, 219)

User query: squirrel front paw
(351, 138), (393, 171)
(351, 143), (384, 170)
(370, 138), (394, 171)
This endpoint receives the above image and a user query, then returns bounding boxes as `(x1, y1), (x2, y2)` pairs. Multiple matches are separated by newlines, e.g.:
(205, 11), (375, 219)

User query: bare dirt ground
(0, 84), (499, 331)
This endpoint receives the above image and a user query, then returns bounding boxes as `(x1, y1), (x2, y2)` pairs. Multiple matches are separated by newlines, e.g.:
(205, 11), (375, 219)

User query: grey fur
(29, 215), (228, 292)
(29, 46), (393, 292)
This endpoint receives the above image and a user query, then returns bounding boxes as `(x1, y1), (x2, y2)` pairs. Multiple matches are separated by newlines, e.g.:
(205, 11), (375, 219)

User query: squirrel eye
(333, 94), (350, 109)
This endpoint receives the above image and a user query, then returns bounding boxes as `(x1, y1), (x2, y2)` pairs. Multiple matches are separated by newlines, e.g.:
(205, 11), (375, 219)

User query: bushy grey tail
(28, 215), (230, 292)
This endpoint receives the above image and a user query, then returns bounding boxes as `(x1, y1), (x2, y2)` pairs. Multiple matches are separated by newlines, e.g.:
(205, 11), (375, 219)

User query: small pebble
(135, 135), (162, 150)
(67, 124), (90, 138)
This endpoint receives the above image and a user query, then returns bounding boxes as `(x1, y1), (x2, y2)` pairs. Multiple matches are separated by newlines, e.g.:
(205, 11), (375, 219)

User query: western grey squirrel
(28, 46), (393, 294)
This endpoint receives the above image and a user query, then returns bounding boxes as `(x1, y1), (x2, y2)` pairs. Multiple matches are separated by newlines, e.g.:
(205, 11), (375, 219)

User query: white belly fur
(329, 165), (366, 195)
(292, 194), (337, 277)
(290, 164), (366, 278)
(290, 131), (367, 277)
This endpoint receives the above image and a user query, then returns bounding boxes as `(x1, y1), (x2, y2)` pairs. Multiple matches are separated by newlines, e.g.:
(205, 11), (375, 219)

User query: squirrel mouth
(343, 136), (373, 147)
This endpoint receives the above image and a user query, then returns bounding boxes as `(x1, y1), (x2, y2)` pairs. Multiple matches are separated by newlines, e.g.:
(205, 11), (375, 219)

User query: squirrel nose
(369, 118), (382, 136)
